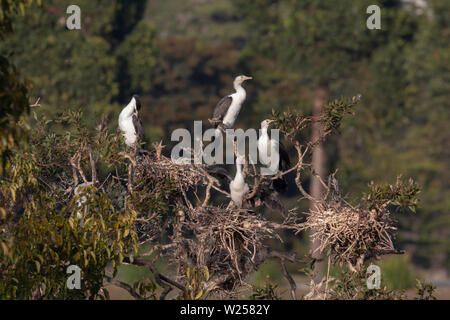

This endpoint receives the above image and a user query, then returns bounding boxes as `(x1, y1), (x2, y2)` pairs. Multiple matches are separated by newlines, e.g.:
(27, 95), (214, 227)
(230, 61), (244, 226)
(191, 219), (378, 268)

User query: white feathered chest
(222, 89), (246, 128)
(118, 101), (137, 146)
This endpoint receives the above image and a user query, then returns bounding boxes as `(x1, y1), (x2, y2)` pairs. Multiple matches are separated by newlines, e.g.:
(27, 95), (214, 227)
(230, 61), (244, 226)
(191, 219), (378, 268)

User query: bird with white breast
(258, 119), (291, 192)
(118, 94), (145, 148)
(229, 155), (249, 208)
(210, 75), (252, 132)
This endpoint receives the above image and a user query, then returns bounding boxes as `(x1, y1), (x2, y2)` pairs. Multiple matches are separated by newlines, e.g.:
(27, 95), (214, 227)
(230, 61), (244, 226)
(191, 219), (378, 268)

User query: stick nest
(134, 154), (208, 191)
(301, 201), (399, 268)
(172, 206), (280, 295)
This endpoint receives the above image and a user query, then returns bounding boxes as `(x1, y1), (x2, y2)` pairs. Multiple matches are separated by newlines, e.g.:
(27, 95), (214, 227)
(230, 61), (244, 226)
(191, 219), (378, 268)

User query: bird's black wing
(260, 188), (287, 217)
(271, 141), (290, 193)
(272, 177), (288, 193)
(278, 141), (291, 171)
(206, 165), (232, 183)
(132, 113), (145, 142)
(212, 96), (233, 122)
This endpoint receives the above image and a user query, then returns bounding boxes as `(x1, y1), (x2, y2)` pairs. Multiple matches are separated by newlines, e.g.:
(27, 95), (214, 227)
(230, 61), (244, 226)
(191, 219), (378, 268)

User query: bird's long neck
(121, 99), (136, 118)
(236, 162), (243, 177)
(233, 82), (246, 98)
(261, 127), (269, 137)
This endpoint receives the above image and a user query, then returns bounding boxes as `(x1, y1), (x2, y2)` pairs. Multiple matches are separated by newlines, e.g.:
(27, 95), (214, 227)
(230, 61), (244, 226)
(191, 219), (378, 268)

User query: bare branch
(29, 97), (41, 108)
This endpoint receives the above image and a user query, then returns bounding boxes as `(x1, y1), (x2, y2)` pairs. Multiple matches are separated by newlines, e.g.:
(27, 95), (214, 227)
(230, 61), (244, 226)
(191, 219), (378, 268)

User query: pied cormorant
(210, 75), (252, 131)
(229, 156), (249, 207)
(118, 95), (145, 147)
(258, 119), (290, 192)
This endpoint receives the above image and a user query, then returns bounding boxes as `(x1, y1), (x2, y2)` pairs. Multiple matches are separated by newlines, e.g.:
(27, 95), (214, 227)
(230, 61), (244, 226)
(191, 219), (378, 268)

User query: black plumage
(212, 96), (233, 128)
(132, 113), (145, 142)
(131, 95), (145, 143)
(133, 94), (142, 111)
(206, 165), (232, 182)
(278, 141), (291, 171)
(273, 141), (290, 192)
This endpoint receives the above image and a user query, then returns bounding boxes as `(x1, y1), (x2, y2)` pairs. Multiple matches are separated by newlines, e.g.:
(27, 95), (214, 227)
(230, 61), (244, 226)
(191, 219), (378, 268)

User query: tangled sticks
(122, 147), (302, 299)
(300, 201), (403, 273)
(119, 95), (415, 299)
(171, 206), (299, 297)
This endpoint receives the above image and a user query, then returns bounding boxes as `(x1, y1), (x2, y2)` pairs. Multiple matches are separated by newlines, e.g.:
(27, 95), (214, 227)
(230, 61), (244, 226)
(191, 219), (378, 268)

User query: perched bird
(229, 156), (249, 207)
(118, 95), (145, 147)
(211, 75), (252, 132)
(258, 119), (290, 192)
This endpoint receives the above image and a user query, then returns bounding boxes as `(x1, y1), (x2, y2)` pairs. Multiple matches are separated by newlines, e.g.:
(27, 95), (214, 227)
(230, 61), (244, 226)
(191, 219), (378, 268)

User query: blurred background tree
(1, 0), (157, 129)
(232, 0), (424, 269)
(0, 0), (38, 172)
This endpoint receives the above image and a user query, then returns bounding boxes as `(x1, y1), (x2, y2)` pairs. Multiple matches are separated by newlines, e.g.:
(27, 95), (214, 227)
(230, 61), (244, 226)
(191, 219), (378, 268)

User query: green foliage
(328, 265), (405, 300)
(378, 255), (416, 290)
(249, 277), (281, 300)
(0, 0), (36, 278)
(415, 279), (436, 300)
(236, 0), (447, 269)
(234, 0), (390, 99)
(116, 21), (159, 97)
(146, 0), (244, 42)
(0, 190), (135, 299)
(363, 176), (420, 212)
(0, 110), (141, 299)
(181, 266), (210, 300)
(400, 0), (450, 268)
(0, 55), (31, 173)
(143, 38), (240, 141)
(320, 95), (361, 133)
(270, 94), (361, 143)
(132, 278), (157, 300)
(1, 1), (117, 122)
(271, 108), (312, 141)
(0, 0), (157, 129)
(319, 259), (435, 300)
(1, 0), (448, 300)
(250, 259), (283, 286)
(0, 0), (40, 34)
(0, 0), (37, 173)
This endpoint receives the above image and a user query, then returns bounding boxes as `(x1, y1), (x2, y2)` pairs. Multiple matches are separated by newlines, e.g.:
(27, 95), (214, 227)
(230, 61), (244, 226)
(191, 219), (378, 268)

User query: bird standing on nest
(210, 75), (252, 132)
(229, 156), (249, 207)
(258, 119), (291, 192)
(118, 95), (145, 148)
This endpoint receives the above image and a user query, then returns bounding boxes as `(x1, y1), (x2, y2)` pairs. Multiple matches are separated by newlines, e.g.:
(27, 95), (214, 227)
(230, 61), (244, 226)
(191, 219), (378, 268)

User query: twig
(280, 259), (297, 300)
(88, 147), (97, 185)
(29, 97), (41, 108)
(123, 257), (184, 300)
(324, 255), (331, 300)
(104, 275), (142, 299)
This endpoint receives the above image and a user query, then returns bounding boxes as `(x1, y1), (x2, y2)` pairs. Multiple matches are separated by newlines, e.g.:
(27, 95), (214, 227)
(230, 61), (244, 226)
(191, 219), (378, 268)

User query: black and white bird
(210, 75), (252, 132)
(229, 156), (249, 207)
(258, 119), (290, 192)
(118, 95), (145, 147)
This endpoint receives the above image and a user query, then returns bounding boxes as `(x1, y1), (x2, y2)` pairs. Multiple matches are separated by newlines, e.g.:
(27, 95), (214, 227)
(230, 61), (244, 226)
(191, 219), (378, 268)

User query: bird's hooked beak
(242, 75), (252, 81)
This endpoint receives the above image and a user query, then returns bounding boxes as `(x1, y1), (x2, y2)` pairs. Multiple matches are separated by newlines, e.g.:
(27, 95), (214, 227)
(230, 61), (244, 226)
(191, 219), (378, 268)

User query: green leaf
(34, 260), (40, 273)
